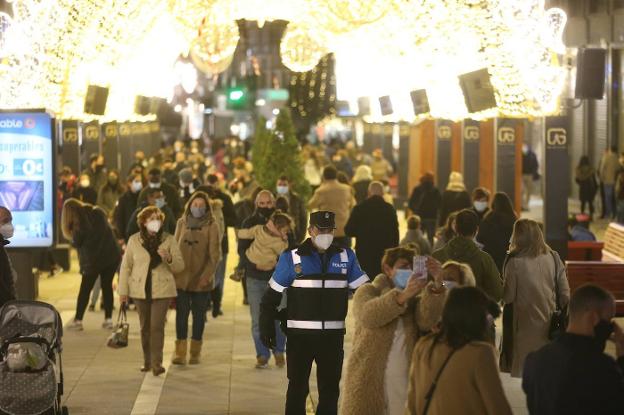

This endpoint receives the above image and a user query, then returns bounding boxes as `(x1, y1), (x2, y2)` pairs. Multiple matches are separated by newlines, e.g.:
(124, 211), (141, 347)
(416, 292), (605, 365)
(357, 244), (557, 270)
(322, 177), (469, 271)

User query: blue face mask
(155, 198), (166, 209)
(393, 269), (412, 290)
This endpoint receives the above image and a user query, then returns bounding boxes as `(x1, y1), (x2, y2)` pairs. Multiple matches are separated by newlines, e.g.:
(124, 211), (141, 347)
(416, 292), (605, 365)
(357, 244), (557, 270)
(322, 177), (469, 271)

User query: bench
(602, 223), (624, 262)
(566, 261), (624, 316)
(567, 241), (604, 261)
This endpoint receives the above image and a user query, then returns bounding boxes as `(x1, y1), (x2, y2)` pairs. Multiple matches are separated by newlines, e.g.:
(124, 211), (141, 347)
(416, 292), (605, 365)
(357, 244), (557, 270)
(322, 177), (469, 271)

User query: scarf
(186, 213), (210, 230)
(140, 229), (163, 270)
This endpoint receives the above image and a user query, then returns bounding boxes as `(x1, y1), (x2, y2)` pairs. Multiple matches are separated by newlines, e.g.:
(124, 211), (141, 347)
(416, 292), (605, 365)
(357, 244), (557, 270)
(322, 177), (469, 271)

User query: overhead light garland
(0, 0), (567, 121)
(189, 11), (240, 75)
(280, 22), (329, 73)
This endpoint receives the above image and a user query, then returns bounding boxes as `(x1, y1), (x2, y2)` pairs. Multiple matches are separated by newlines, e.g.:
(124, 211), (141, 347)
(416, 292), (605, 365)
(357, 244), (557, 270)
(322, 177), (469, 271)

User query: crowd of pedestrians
(2, 135), (624, 415)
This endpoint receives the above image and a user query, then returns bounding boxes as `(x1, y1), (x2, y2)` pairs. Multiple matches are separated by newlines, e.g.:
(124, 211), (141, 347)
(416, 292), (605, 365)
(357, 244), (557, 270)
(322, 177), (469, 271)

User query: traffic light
(227, 87), (249, 110)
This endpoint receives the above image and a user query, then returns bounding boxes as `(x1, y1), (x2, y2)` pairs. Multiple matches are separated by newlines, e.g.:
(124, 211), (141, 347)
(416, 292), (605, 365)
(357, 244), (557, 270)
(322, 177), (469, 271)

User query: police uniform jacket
(261, 238), (369, 336)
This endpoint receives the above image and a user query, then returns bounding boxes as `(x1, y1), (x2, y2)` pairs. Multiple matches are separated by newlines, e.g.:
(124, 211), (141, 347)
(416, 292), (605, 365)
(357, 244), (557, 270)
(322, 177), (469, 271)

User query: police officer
(259, 211), (369, 415)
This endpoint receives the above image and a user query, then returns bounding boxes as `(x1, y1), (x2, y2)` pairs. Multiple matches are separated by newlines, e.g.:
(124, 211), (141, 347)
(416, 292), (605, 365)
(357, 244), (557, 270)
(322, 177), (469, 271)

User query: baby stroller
(0, 300), (68, 415)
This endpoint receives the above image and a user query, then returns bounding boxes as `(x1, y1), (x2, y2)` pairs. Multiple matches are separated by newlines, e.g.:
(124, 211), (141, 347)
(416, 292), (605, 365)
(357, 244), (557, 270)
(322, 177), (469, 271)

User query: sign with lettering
(544, 116), (570, 258)
(436, 120), (453, 190)
(463, 119), (480, 192)
(60, 120), (80, 175)
(101, 122), (119, 170)
(495, 118), (517, 200)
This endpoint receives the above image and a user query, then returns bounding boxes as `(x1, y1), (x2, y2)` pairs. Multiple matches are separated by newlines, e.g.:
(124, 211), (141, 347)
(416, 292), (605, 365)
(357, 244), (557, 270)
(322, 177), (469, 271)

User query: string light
(280, 22), (328, 73)
(0, 0), (567, 121)
(189, 10), (239, 75)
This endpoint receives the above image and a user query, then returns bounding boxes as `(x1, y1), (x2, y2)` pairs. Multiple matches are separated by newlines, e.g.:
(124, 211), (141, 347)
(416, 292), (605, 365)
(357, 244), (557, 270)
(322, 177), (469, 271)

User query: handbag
(107, 305), (129, 349)
(422, 347), (460, 415)
(548, 251), (568, 340)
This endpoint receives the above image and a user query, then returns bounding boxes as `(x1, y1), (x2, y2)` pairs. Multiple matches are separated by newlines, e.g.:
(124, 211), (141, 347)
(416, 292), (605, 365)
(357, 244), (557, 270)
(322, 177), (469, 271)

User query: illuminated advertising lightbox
(0, 111), (54, 247)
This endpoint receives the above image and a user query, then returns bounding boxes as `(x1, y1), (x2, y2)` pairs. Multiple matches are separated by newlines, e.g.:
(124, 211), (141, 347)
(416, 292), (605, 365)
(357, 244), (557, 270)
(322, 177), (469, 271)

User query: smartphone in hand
(413, 255), (427, 279)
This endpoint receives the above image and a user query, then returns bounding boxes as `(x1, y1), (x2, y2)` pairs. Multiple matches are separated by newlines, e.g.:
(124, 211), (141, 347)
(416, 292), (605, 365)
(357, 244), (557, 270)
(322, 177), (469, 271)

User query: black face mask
(257, 207), (275, 219)
(594, 319), (614, 350)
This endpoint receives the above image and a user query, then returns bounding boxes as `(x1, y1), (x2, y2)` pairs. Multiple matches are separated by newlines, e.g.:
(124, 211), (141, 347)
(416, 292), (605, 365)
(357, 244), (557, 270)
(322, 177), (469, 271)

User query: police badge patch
(294, 264), (302, 274)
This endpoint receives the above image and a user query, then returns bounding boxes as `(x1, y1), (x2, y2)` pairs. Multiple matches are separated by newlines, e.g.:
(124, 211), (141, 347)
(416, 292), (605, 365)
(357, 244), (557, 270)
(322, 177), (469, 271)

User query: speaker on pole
(357, 97), (371, 116)
(379, 95), (393, 116)
(84, 85), (109, 115)
(575, 48), (606, 99)
(134, 95), (151, 115)
(459, 68), (497, 113)
(410, 89), (430, 115)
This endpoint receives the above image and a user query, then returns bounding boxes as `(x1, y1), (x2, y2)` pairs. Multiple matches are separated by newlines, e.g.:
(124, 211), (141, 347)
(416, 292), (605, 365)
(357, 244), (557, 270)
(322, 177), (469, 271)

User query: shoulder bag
(422, 347), (459, 415)
(548, 251), (568, 340)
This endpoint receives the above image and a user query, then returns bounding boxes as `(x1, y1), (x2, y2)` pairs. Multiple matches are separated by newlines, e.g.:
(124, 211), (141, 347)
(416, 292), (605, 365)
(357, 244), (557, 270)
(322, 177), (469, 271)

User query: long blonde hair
(61, 198), (88, 240)
(509, 218), (549, 257)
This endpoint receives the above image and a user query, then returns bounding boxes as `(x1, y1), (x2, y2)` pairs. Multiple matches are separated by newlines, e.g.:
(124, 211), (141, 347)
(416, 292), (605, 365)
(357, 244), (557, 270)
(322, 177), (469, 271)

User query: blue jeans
(210, 256), (227, 313)
(246, 277), (286, 359)
(176, 290), (209, 341)
(604, 184), (615, 217)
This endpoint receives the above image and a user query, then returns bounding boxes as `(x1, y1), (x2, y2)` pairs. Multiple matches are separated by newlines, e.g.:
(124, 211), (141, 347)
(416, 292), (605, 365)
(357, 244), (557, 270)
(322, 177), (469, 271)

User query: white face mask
(131, 181), (143, 193)
(0, 223), (14, 239)
(313, 234), (333, 250)
(146, 220), (162, 233)
(276, 185), (289, 195)
(474, 201), (488, 212)
(148, 181), (161, 189)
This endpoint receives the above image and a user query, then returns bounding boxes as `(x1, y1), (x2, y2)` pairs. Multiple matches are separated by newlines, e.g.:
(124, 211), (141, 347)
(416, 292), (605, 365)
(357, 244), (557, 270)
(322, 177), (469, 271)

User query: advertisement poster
(0, 111), (54, 247)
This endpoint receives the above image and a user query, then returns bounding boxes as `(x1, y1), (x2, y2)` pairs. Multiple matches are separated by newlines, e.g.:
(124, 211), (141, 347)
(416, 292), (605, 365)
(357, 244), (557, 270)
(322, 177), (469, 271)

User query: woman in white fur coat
(341, 248), (476, 415)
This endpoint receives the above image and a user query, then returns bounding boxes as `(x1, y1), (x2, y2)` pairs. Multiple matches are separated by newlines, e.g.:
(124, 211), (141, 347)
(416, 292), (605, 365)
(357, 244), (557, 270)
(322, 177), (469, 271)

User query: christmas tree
(251, 116), (271, 180)
(253, 109), (311, 200)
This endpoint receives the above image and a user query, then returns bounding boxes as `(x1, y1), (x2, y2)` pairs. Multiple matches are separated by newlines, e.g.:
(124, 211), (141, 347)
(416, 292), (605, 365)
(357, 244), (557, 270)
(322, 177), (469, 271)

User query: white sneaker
(102, 319), (113, 330)
(67, 319), (83, 331)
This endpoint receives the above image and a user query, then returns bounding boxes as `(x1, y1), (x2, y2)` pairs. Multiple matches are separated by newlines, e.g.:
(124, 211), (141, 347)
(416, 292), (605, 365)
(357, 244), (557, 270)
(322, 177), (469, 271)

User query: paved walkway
(36, 243), (529, 415)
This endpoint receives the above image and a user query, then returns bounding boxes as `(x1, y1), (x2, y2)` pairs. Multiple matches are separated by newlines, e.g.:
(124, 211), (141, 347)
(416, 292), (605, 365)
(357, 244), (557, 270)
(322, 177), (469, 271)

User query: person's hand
(397, 274), (428, 306)
(119, 295), (128, 305)
(426, 256), (443, 286)
(260, 322), (276, 349)
(614, 321), (624, 359)
(158, 248), (172, 263)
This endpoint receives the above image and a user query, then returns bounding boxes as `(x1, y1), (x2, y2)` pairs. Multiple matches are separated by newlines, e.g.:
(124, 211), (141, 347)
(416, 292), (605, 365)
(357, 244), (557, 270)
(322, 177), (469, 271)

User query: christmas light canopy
(0, 0), (568, 121)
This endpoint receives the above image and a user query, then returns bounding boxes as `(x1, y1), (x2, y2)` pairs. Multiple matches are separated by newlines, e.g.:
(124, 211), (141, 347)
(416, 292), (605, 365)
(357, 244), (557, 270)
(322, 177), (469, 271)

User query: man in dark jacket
(345, 181), (399, 277)
(126, 188), (176, 241)
(408, 172), (441, 245)
(432, 209), (502, 301)
(137, 168), (182, 218)
(113, 173), (142, 241)
(275, 175), (307, 243)
(523, 284), (624, 415)
(0, 207), (16, 307)
(197, 174), (237, 317)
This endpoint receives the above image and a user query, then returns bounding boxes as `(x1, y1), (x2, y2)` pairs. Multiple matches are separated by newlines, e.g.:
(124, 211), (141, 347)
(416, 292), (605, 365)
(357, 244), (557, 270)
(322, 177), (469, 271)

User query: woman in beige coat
(501, 219), (570, 377)
(341, 247), (476, 415)
(407, 287), (512, 415)
(119, 206), (184, 376)
(172, 191), (221, 365)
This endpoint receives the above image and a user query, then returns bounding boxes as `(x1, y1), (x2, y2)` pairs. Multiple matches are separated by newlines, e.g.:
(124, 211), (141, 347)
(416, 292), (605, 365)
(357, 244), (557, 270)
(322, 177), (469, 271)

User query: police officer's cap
(309, 211), (336, 229)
